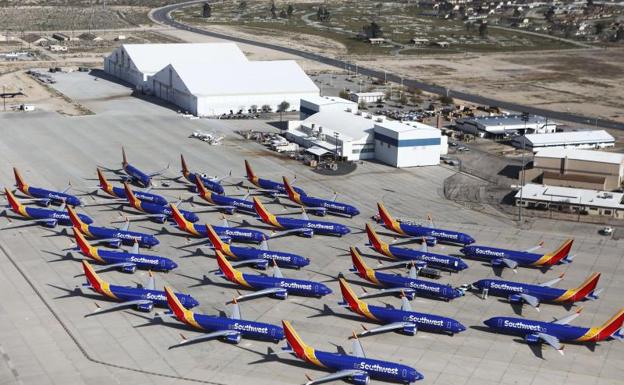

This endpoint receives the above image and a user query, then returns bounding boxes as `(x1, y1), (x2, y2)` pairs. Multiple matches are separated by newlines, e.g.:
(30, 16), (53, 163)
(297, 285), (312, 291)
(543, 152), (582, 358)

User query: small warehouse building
(457, 114), (556, 137)
(374, 121), (444, 168)
(525, 148), (624, 191)
(299, 95), (357, 120)
(349, 91), (384, 104)
(515, 184), (624, 219)
(512, 130), (615, 151)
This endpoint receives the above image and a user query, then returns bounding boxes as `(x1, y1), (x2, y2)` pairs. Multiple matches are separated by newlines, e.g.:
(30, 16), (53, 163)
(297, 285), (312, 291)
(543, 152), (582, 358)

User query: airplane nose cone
(458, 259), (469, 271)
(456, 322), (467, 333)
(275, 328), (286, 341)
(459, 247), (467, 254)
(151, 238), (160, 246)
(302, 258), (311, 267)
(169, 261), (179, 270)
(483, 318), (496, 328)
(320, 285), (332, 296)
(410, 369), (424, 382)
(352, 208), (360, 217)
(189, 297), (200, 308)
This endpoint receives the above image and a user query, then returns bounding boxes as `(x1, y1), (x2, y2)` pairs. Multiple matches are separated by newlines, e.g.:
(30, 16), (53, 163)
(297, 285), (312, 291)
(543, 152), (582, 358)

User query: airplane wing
(272, 263), (284, 279)
(552, 309), (582, 325)
(148, 163), (170, 177)
(519, 294), (540, 309)
(539, 274), (564, 287)
(131, 241), (139, 254)
(228, 301), (241, 320)
(86, 299), (153, 316)
(230, 259), (269, 270)
(234, 287), (288, 302)
(61, 183), (72, 194)
(92, 262), (136, 273)
(535, 333), (564, 354)
(359, 321), (417, 337)
(269, 228), (313, 238)
(493, 258), (518, 270)
(171, 330), (240, 348)
(145, 272), (156, 291)
(358, 287), (416, 300)
(524, 241), (544, 253)
(305, 369), (368, 385)
(121, 219), (130, 232)
(351, 336), (365, 358)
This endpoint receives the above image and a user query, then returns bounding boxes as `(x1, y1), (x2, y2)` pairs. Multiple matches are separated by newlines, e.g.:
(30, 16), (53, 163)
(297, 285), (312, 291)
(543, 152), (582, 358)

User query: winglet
(13, 167), (27, 193)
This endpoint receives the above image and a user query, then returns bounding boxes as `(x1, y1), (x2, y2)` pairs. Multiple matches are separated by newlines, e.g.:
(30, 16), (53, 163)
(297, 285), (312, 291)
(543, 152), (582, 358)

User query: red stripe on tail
(82, 261), (103, 292)
(4, 188), (22, 213)
(595, 308), (624, 341)
(570, 272), (601, 302)
(545, 239), (574, 266)
(66, 206), (84, 228)
(205, 224), (225, 251)
(365, 223), (384, 252)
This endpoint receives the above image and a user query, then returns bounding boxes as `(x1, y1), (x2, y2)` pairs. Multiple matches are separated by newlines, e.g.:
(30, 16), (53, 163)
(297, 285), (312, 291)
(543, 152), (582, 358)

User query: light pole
(518, 112), (530, 222)
(334, 131), (339, 163)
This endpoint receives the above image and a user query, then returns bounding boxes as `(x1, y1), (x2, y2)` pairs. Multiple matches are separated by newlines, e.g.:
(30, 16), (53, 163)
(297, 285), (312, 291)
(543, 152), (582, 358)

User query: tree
(339, 89), (350, 99)
(439, 95), (454, 105)
(358, 100), (367, 110)
(270, 2), (277, 18)
(202, 2), (211, 18)
(239, 0), (247, 12)
(465, 21), (473, 32)
(363, 21), (383, 39)
(385, 89), (392, 100)
(595, 21), (606, 35)
(277, 101), (290, 121)
(287, 4), (294, 17)
(261, 104), (271, 112)
(317, 5), (331, 22)
(279, 9), (288, 18)
(545, 6), (555, 22)
(478, 21), (488, 37)
(616, 26), (624, 41)
(250, 104), (258, 113)
(399, 93), (409, 105)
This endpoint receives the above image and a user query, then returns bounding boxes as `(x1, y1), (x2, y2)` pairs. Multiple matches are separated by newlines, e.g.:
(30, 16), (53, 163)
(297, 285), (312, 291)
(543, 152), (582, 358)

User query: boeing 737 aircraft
(366, 224), (468, 272)
(95, 168), (168, 206)
(117, 147), (169, 188)
(460, 239), (574, 271)
(13, 167), (82, 206)
(348, 247), (464, 302)
(122, 183), (198, 224)
(71, 227), (177, 273)
(78, 260), (198, 315)
(278, 320), (423, 384)
(205, 224), (310, 269)
(3, 188), (92, 228)
(244, 160), (305, 196)
(180, 154), (225, 194)
(253, 197), (350, 237)
(68, 206), (159, 248)
(282, 176), (359, 217)
(471, 272), (602, 310)
(170, 203), (264, 243)
(338, 278), (466, 337)
(484, 307), (624, 355)
(192, 177), (255, 215)
(216, 251), (332, 301)
(159, 287), (284, 347)
(377, 203), (475, 246)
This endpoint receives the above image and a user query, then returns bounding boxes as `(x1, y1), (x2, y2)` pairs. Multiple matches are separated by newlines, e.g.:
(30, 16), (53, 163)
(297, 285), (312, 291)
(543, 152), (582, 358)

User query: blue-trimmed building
(374, 120), (444, 167)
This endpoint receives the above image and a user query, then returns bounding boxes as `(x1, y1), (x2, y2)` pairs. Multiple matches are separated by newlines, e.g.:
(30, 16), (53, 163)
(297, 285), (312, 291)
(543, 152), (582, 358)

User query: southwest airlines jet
(13, 167), (82, 206)
(338, 278), (466, 337)
(180, 154), (225, 194)
(471, 272), (602, 310)
(123, 183), (198, 223)
(282, 176), (359, 217)
(484, 307), (624, 355)
(279, 320), (423, 384)
(160, 287), (284, 347)
(118, 147), (168, 188)
(192, 177), (255, 215)
(3, 188), (92, 228)
(244, 159), (305, 196)
(377, 203), (474, 246)
(95, 168), (168, 206)
(460, 239), (574, 271)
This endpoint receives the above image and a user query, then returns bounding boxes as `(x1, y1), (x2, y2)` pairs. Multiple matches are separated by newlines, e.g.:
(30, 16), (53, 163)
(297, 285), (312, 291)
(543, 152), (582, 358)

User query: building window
(604, 210), (612, 215)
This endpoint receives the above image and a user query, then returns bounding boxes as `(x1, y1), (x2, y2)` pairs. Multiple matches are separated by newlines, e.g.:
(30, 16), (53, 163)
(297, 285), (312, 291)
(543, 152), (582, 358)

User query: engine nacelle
(401, 290), (417, 301)
(121, 264), (137, 274)
(491, 258), (504, 267)
(308, 208), (327, 217)
(301, 229), (314, 238)
(107, 239), (122, 248)
(137, 302), (154, 312)
(254, 260), (269, 270)
(402, 324), (417, 336)
(508, 294), (523, 303)
(225, 208), (235, 215)
(43, 219), (58, 228)
(272, 290), (288, 300)
(224, 332), (242, 344)
(352, 373), (370, 385)
(524, 334), (540, 344)
(36, 199), (51, 207)
(424, 237), (437, 247)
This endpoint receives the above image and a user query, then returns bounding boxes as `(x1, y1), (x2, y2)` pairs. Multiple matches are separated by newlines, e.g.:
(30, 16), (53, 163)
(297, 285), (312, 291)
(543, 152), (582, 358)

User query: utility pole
(518, 112), (530, 222)
(334, 132), (339, 162)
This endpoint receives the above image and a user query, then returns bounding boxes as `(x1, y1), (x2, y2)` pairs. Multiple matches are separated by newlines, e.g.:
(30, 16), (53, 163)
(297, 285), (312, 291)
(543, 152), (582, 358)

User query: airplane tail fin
(543, 239), (574, 266)
(164, 286), (192, 323)
(170, 203), (191, 231)
(593, 307), (624, 341)
(121, 147), (128, 167)
(282, 176), (299, 202)
(96, 168), (112, 192)
(194, 176), (209, 197)
(281, 320), (312, 361)
(13, 167), (27, 192)
(67, 206), (85, 229)
(252, 197), (275, 225)
(570, 272), (601, 302)
(349, 246), (374, 281)
(82, 260), (105, 292)
(365, 223), (387, 253)
(377, 202), (400, 232)
(180, 154), (190, 177)
(123, 182), (140, 207)
(205, 224), (226, 251)
(72, 227), (96, 257)
(215, 250), (239, 282)
(338, 278), (364, 311)
(244, 160), (256, 182)
(4, 188), (24, 213)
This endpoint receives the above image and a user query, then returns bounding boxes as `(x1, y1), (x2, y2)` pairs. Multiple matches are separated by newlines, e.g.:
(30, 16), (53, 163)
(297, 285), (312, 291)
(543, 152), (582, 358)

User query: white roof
(536, 148), (624, 165)
(524, 130), (614, 146)
(122, 43), (248, 75)
(301, 110), (378, 141)
(305, 146), (332, 156)
(166, 60), (319, 97)
(379, 120), (439, 133)
(516, 183), (624, 209)
(302, 95), (356, 106)
(351, 91), (384, 97)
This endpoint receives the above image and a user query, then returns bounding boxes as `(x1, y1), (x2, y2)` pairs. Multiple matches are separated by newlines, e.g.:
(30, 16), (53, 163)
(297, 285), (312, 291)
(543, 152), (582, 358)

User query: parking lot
(0, 72), (623, 385)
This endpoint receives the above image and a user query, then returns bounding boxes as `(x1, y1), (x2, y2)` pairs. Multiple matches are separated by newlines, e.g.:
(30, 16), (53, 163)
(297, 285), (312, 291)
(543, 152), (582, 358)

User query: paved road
(151, 1), (624, 130)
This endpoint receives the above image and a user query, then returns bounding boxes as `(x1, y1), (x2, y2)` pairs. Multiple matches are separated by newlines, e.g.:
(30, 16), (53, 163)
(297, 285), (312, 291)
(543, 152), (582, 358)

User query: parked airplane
(118, 147), (169, 187)
(180, 154), (225, 194)
(348, 247), (464, 302)
(170, 203), (264, 243)
(460, 239), (574, 271)
(160, 287), (284, 347)
(122, 183), (198, 224)
(13, 167), (82, 207)
(484, 307), (624, 355)
(282, 176), (359, 217)
(215, 251), (331, 301)
(470, 272), (602, 310)
(205, 224), (310, 270)
(2, 188), (92, 228)
(192, 177), (254, 215)
(253, 197), (350, 238)
(244, 159), (305, 196)
(376, 203), (475, 246)
(366, 224), (468, 272)
(338, 278), (466, 337)
(190, 130), (224, 145)
(278, 320), (423, 384)
(78, 260), (198, 315)
(71, 227), (177, 273)
(95, 168), (168, 206)
(68, 206), (159, 248)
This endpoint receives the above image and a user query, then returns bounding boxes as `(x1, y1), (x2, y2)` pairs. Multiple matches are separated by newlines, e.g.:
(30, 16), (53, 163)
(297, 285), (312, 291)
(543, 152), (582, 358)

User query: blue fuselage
(186, 172), (225, 195)
(191, 225), (265, 243)
(21, 186), (82, 207)
(484, 316), (589, 341)
(132, 200), (198, 223)
(205, 193), (255, 214)
(366, 304), (466, 335)
(83, 225), (159, 248)
(193, 314), (285, 342)
(473, 279), (566, 303)
(392, 223), (475, 245)
(124, 163), (152, 188)
(95, 249), (177, 271)
(229, 245), (310, 269)
(378, 245), (468, 272)
(240, 274), (332, 298)
(374, 271), (464, 301)
(108, 186), (167, 206)
(20, 206), (92, 226)
(258, 178), (305, 196)
(298, 195), (360, 217)
(275, 216), (350, 237)
(461, 245), (542, 266)
(105, 285), (198, 309)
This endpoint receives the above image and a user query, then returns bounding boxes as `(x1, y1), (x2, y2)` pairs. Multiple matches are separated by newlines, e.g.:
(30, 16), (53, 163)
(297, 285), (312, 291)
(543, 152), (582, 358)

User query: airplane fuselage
(461, 246), (551, 267)
(297, 195), (360, 217)
(123, 163), (152, 188)
(92, 284), (198, 309)
(185, 172), (225, 195)
(364, 304), (466, 335)
(191, 313), (285, 342)
(14, 205), (92, 227)
(19, 186), (82, 207)
(374, 271), (464, 301)
(131, 200), (199, 223)
(238, 274), (332, 298)
(82, 225), (159, 248)
(91, 249), (177, 271)
(228, 245), (310, 269)
(104, 185), (167, 206)
(473, 279), (573, 303)
(203, 192), (255, 214)
(387, 223), (475, 245)
(484, 316), (600, 342)
(374, 245), (468, 272)
(274, 216), (350, 237)
(184, 223), (265, 243)
(253, 177), (305, 196)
